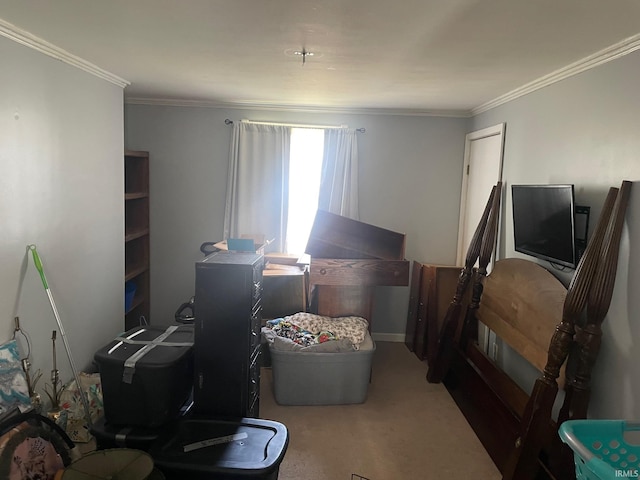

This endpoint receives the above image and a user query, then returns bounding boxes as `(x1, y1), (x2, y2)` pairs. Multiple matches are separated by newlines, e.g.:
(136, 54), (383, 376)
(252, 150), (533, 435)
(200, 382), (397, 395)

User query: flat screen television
(512, 184), (577, 268)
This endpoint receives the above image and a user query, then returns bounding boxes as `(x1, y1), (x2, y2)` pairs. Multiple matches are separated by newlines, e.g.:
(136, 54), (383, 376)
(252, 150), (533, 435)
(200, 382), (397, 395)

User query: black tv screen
(512, 184), (576, 268)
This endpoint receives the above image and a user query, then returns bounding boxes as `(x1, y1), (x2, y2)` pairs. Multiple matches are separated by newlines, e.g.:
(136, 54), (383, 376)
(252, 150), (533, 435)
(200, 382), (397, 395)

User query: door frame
(455, 123), (506, 266)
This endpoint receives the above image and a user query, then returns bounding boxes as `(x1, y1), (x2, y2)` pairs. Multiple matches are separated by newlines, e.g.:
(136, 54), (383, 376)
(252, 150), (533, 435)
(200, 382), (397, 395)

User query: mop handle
(28, 245), (93, 428)
(30, 245), (49, 290)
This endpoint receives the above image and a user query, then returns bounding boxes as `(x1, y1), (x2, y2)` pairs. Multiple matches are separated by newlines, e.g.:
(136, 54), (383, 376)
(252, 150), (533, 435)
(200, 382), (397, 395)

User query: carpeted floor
(260, 341), (501, 480)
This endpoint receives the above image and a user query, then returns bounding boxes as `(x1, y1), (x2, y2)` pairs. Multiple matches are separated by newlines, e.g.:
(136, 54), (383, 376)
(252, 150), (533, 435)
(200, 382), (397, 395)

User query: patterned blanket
(265, 312), (369, 349)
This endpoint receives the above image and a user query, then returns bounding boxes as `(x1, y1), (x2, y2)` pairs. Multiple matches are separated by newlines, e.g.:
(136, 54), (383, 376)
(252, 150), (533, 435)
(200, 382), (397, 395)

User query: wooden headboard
(476, 258), (566, 376)
(426, 180), (632, 480)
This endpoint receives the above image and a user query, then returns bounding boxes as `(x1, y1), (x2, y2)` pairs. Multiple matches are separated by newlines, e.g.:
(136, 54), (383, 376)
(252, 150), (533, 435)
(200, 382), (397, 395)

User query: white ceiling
(2, 0), (640, 115)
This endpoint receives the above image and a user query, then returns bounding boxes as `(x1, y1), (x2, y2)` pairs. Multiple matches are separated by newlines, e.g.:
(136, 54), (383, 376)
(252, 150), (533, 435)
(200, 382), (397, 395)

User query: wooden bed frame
(427, 180), (631, 480)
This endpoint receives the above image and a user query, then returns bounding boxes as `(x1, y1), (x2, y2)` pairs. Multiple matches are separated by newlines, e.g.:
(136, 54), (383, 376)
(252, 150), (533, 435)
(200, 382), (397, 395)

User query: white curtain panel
(223, 122), (291, 252)
(318, 128), (360, 220)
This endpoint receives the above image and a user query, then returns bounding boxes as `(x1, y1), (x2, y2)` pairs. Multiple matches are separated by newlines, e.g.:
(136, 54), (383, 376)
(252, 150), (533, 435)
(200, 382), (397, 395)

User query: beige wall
(124, 105), (470, 337)
(0, 36), (125, 386)
(471, 49), (640, 420)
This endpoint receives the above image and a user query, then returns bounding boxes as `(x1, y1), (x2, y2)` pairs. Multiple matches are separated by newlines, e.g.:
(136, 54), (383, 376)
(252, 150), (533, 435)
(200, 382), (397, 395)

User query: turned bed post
(561, 181), (631, 421)
(548, 181), (632, 478)
(427, 182), (501, 384)
(459, 180), (502, 349)
(503, 181), (631, 480)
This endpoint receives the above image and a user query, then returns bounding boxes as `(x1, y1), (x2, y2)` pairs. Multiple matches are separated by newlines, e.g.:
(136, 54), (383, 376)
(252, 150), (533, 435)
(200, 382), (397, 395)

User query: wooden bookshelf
(124, 150), (150, 330)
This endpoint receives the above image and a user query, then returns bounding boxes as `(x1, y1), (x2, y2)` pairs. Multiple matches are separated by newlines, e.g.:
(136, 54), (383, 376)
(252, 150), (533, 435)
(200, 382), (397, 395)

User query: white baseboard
(371, 333), (405, 343)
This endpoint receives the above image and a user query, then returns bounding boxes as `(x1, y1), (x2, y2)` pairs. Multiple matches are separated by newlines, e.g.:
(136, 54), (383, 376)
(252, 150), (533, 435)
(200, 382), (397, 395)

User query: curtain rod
(224, 118), (365, 133)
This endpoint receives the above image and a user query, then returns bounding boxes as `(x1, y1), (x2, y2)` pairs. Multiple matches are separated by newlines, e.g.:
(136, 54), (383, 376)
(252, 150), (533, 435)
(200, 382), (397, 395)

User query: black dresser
(193, 251), (264, 417)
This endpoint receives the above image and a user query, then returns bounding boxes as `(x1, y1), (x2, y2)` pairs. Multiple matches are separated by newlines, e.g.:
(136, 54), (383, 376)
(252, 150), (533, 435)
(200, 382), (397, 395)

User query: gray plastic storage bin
(269, 342), (375, 405)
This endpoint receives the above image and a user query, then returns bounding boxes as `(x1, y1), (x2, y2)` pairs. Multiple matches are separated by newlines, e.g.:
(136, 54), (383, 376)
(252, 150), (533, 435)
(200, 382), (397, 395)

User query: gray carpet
(260, 341), (501, 480)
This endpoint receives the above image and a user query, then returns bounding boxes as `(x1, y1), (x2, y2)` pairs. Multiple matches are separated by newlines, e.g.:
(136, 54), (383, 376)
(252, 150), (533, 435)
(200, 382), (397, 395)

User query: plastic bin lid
(149, 417), (289, 475)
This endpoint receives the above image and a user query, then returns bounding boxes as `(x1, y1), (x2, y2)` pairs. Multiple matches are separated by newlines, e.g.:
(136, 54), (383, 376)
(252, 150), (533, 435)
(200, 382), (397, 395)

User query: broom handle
(29, 245), (93, 428)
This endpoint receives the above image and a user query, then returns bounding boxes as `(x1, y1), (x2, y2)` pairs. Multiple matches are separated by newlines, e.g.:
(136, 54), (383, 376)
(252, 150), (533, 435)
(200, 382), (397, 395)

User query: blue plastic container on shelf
(560, 419), (640, 480)
(125, 280), (137, 312)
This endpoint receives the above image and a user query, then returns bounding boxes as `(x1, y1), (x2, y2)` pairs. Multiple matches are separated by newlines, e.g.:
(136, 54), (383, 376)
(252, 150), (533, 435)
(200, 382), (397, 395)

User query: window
(225, 121), (357, 255)
(285, 128), (324, 254)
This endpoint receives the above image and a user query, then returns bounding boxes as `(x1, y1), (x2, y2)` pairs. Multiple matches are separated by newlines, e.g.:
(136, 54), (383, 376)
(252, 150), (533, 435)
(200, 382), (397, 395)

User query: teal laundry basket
(559, 419), (640, 480)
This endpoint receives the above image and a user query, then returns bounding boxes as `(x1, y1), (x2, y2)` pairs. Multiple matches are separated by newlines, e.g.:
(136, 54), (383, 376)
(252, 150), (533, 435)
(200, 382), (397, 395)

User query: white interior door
(456, 123), (505, 266)
(457, 124), (505, 358)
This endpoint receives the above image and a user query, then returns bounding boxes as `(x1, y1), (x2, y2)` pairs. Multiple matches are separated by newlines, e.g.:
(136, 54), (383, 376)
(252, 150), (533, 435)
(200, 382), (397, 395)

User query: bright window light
(286, 128), (324, 254)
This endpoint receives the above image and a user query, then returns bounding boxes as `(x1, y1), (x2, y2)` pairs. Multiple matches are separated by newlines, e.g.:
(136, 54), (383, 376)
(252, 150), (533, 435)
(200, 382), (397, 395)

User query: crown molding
(0, 18), (129, 89)
(124, 96), (470, 118)
(6, 14), (636, 118)
(472, 33), (640, 115)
